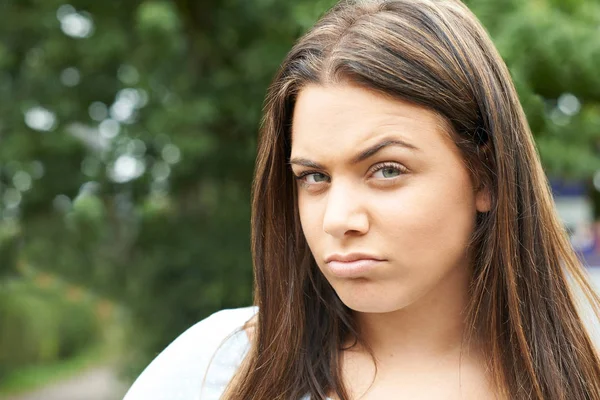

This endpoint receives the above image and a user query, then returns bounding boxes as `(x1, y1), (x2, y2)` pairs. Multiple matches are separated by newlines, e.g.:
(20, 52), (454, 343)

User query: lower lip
(326, 259), (384, 278)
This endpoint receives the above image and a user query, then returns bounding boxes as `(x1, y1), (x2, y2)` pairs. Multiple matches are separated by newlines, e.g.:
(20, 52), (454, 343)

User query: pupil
(383, 168), (397, 178)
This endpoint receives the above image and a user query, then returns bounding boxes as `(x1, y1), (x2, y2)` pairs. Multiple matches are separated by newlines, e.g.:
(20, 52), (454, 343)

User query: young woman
(124, 0), (600, 399)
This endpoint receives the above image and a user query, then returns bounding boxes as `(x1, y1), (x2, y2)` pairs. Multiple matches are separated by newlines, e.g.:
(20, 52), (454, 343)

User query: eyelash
(293, 162), (408, 186)
(370, 162), (409, 178)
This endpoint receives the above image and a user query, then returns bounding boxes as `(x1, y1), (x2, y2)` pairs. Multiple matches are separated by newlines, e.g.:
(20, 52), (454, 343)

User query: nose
(322, 181), (369, 238)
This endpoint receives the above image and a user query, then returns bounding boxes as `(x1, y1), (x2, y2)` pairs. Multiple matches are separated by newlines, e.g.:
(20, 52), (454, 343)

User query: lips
(324, 253), (385, 278)
(325, 252), (384, 263)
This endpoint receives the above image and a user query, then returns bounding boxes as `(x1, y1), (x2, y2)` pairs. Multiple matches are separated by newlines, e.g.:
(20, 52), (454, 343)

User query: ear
(473, 143), (492, 213)
(475, 185), (491, 213)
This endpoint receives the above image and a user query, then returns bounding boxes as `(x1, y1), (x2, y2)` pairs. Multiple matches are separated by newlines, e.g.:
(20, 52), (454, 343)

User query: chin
(334, 286), (409, 314)
(342, 302), (396, 313)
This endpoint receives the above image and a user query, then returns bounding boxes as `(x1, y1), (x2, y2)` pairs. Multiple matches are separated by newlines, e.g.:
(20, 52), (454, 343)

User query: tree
(466, 0), (600, 178)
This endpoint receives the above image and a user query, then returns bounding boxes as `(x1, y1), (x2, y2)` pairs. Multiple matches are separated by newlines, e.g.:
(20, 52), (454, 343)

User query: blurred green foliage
(464, 0), (600, 178)
(0, 279), (101, 379)
(0, 0), (598, 378)
(0, 222), (19, 278)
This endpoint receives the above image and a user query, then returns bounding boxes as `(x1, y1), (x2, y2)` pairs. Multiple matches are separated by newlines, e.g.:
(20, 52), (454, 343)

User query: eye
(370, 162), (407, 179)
(304, 172), (329, 183)
(294, 171), (330, 185)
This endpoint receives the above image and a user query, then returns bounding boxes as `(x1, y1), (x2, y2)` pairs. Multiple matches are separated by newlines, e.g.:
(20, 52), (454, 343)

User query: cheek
(375, 175), (477, 259)
(297, 194), (323, 248)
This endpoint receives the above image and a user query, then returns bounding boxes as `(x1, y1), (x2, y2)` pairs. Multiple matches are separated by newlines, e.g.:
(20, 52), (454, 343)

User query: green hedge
(0, 222), (19, 278)
(0, 280), (101, 379)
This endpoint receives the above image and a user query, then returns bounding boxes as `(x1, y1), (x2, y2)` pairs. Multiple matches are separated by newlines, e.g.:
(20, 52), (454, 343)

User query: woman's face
(290, 83), (490, 313)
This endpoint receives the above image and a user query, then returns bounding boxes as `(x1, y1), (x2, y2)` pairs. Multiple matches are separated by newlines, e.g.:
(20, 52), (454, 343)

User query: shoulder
(123, 305), (258, 400)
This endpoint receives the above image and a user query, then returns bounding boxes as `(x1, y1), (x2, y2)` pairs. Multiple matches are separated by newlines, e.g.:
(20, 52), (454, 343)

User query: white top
(123, 300), (600, 400)
(122, 306), (324, 400)
(123, 306), (258, 400)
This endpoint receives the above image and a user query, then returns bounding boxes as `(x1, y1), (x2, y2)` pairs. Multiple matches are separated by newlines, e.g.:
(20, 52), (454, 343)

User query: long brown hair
(223, 0), (600, 398)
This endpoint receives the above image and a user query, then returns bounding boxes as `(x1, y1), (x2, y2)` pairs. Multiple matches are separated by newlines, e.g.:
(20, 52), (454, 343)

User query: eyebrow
(289, 138), (420, 169)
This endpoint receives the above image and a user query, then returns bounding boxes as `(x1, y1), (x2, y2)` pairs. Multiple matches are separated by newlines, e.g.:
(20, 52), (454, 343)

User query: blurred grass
(0, 277), (128, 397)
(0, 342), (108, 397)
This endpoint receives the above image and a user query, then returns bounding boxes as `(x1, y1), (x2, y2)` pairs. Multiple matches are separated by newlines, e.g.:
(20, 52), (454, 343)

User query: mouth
(324, 253), (386, 278)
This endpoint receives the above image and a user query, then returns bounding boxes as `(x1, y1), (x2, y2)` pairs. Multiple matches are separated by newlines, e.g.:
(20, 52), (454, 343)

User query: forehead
(290, 83), (454, 155)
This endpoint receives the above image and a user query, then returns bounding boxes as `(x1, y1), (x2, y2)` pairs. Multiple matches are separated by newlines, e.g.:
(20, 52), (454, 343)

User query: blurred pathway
(3, 366), (128, 400)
